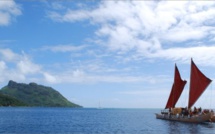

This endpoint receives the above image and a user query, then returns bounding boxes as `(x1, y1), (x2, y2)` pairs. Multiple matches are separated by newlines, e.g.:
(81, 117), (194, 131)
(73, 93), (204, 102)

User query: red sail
(165, 64), (187, 109)
(188, 59), (212, 108)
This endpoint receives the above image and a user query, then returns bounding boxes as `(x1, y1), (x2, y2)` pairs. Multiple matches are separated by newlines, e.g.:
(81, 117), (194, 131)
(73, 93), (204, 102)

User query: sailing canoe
(156, 59), (214, 123)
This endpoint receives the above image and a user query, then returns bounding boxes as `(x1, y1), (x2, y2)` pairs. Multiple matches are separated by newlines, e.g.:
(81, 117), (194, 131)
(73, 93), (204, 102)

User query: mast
(165, 64), (187, 109)
(188, 59), (212, 108)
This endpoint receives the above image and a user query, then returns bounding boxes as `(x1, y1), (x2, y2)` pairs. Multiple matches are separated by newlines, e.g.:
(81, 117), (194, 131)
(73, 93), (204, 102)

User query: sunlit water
(0, 107), (214, 134)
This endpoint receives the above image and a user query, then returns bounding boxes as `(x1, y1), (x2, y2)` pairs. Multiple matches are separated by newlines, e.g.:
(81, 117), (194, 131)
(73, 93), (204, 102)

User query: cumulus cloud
(0, 48), (19, 61)
(0, 0), (22, 26)
(0, 48), (155, 84)
(47, 1), (215, 65)
(43, 72), (57, 83)
(17, 55), (41, 74)
(0, 49), (42, 83)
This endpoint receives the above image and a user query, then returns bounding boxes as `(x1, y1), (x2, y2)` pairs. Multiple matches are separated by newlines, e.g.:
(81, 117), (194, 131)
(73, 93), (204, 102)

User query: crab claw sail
(188, 59), (212, 108)
(165, 64), (187, 109)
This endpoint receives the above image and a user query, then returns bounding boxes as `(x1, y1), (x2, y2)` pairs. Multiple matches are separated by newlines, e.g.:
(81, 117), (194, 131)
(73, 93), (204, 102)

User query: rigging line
(180, 85), (187, 108)
(183, 79), (188, 107)
(203, 83), (212, 109)
(204, 83), (212, 109)
(199, 81), (211, 109)
(209, 83), (213, 109)
(185, 86), (188, 107)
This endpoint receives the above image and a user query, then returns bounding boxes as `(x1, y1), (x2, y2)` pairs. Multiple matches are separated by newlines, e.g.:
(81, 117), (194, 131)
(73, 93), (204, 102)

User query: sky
(0, 0), (215, 108)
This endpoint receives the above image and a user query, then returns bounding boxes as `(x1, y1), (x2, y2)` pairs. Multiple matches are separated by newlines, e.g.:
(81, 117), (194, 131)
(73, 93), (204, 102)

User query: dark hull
(211, 116), (215, 122)
(155, 112), (214, 123)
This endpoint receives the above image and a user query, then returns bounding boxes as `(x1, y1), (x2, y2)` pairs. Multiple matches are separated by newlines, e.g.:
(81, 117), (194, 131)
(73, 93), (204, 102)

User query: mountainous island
(0, 80), (82, 107)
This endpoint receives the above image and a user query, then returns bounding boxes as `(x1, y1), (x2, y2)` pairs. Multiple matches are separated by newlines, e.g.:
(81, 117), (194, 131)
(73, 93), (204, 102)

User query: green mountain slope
(0, 93), (28, 106)
(0, 80), (81, 107)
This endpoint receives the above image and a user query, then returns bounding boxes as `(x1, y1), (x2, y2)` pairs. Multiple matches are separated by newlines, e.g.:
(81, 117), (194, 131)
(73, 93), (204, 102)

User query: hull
(211, 116), (215, 122)
(155, 112), (213, 123)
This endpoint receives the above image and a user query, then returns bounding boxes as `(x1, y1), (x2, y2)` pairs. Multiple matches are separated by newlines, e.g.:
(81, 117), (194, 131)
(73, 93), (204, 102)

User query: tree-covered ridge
(0, 93), (28, 106)
(0, 80), (82, 107)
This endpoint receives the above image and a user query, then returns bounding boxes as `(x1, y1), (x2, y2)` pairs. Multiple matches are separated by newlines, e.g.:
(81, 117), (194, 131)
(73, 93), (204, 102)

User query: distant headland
(0, 80), (82, 107)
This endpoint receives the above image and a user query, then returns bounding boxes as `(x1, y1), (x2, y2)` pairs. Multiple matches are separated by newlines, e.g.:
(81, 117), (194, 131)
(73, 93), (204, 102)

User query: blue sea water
(0, 108), (214, 134)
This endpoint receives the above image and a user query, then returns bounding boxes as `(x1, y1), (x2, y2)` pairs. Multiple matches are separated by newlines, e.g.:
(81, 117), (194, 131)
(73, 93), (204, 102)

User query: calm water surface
(0, 107), (214, 134)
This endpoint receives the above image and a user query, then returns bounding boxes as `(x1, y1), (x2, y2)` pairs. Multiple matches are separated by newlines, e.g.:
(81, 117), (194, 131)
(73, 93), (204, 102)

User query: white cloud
(162, 23), (209, 42)
(0, 48), (163, 85)
(42, 44), (86, 52)
(47, 1), (215, 65)
(0, 0), (22, 26)
(41, 68), (169, 84)
(0, 61), (7, 70)
(17, 55), (41, 74)
(149, 46), (215, 66)
(0, 49), (42, 83)
(0, 48), (20, 62)
(48, 9), (89, 22)
(43, 72), (57, 83)
(72, 69), (84, 77)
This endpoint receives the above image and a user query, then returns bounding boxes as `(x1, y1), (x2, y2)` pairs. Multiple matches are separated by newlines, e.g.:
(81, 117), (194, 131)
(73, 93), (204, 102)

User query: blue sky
(0, 0), (215, 108)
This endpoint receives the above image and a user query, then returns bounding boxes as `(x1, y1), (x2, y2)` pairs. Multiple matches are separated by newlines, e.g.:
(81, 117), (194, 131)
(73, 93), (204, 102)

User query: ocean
(0, 107), (214, 134)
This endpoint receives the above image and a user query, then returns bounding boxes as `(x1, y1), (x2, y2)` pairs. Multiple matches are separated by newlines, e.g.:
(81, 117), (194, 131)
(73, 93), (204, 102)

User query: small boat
(155, 59), (214, 123)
